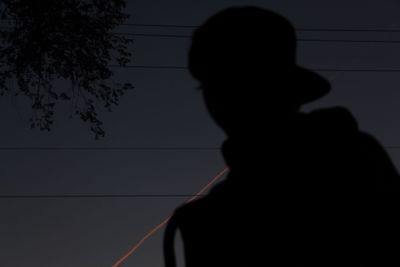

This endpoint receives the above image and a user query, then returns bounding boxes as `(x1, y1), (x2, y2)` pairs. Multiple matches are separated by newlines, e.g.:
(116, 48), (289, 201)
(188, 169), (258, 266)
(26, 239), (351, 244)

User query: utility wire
(0, 147), (220, 151)
(121, 23), (198, 28)
(111, 167), (229, 267)
(121, 23), (400, 32)
(3, 28), (400, 43)
(4, 20), (400, 32)
(109, 65), (400, 73)
(3, 26), (400, 43)
(0, 194), (206, 199)
(296, 28), (400, 33)
(298, 39), (400, 44)
(114, 33), (400, 43)
(0, 146), (399, 150)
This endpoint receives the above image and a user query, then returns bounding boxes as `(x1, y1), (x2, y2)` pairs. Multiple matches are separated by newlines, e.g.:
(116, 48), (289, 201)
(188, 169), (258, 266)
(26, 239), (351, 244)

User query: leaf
(0, 0), (133, 138)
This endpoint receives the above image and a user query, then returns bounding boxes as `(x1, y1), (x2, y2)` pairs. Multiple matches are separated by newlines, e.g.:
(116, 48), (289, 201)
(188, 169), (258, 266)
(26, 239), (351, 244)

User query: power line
(3, 19), (400, 32)
(0, 146), (399, 150)
(314, 69), (400, 72)
(116, 33), (189, 38)
(3, 26), (400, 43)
(0, 194), (206, 199)
(298, 39), (400, 44)
(110, 65), (400, 73)
(296, 28), (400, 33)
(111, 167), (228, 267)
(3, 27), (400, 43)
(122, 24), (400, 33)
(1, 60), (398, 72)
(121, 23), (198, 28)
(110, 65), (187, 69)
(0, 147), (220, 151)
(4, 29), (400, 43)
(115, 33), (400, 43)
(117, 24), (400, 33)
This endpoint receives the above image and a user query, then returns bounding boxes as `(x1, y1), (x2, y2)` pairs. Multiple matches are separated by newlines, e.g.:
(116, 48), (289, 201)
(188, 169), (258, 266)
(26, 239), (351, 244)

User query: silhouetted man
(164, 6), (400, 267)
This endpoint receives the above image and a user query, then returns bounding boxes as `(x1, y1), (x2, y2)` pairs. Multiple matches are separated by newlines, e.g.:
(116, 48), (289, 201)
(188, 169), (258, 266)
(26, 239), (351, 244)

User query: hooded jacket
(164, 107), (399, 267)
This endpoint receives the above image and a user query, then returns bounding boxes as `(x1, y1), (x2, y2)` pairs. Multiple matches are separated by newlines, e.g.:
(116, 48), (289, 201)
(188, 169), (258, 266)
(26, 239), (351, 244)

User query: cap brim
(293, 66), (331, 104)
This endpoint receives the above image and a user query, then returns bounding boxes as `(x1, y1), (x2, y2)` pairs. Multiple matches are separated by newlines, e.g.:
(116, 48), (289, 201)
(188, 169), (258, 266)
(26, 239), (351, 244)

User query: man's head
(188, 6), (330, 136)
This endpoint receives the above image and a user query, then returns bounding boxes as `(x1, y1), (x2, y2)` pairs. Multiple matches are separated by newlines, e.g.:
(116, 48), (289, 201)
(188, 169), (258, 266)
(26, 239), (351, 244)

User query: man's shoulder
(302, 107), (399, 185)
(305, 106), (358, 133)
(172, 181), (239, 224)
(173, 196), (212, 219)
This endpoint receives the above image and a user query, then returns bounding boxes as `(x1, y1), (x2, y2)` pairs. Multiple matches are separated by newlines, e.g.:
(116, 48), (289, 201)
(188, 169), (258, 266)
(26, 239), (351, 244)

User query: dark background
(1, 0), (400, 266)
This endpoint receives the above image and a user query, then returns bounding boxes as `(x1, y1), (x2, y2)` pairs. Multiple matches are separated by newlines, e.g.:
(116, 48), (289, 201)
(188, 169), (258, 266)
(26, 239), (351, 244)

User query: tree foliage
(0, 0), (133, 138)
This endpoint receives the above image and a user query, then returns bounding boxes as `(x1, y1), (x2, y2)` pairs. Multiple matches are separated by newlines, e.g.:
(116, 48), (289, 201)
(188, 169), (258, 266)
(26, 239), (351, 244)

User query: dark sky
(1, 0), (400, 266)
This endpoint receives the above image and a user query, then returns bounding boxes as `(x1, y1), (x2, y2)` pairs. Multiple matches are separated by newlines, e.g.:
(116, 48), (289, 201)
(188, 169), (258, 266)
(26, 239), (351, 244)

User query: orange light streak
(111, 167), (229, 267)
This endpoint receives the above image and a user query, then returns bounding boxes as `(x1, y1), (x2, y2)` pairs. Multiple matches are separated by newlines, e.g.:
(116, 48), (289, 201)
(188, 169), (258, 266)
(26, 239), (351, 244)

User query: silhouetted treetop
(0, 0), (133, 138)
